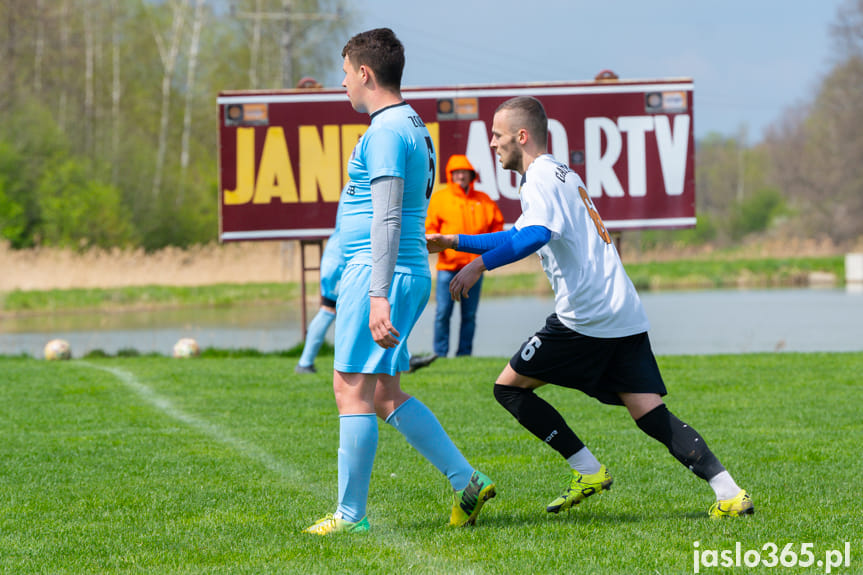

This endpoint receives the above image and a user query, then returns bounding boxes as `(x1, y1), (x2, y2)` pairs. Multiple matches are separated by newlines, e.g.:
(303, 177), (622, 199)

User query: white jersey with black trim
(514, 154), (649, 338)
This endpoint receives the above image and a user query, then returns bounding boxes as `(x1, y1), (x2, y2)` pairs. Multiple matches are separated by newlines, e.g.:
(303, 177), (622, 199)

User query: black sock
(635, 404), (725, 480)
(493, 384), (585, 459)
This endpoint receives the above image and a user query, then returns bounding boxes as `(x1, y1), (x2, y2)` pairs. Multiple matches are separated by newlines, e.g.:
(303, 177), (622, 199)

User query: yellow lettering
(340, 124), (367, 187)
(299, 125), (341, 203)
(226, 122), (442, 206)
(426, 122), (444, 188)
(253, 127), (298, 204)
(224, 127), (255, 205)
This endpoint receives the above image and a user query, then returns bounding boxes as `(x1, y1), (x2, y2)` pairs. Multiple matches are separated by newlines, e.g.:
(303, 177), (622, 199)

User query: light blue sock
(385, 397), (473, 491)
(335, 413), (377, 523)
(298, 309), (335, 367)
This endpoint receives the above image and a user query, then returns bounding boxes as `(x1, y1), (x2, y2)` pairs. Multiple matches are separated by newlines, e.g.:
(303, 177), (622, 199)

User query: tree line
(0, 0), (352, 251)
(1, 0), (861, 252)
(668, 0), (863, 249)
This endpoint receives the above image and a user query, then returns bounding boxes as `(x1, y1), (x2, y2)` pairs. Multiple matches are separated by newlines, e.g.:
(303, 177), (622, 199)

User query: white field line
(78, 361), (304, 483)
(77, 361), (472, 568)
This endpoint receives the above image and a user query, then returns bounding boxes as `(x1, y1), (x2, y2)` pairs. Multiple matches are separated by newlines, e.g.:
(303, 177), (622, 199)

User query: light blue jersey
(320, 188), (347, 303)
(335, 101), (436, 375)
(339, 101), (435, 277)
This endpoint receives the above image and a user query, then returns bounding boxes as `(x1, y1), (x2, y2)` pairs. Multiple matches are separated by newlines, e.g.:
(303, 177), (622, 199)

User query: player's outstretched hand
(426, 233), (457, 254)
(449, 258), (485, 302)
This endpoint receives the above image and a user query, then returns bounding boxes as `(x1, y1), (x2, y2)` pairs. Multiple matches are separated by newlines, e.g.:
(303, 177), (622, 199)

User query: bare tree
(249, 0), (264, 88)
(57, 0), (69, 133)
(0, 0), (19, 112)
(179, 0), (207, 202)
(151, 0), (187, 199)
(696, 134), (740, 220)
(34, 0), (44, 94)
(83, 0), (95, 153)
(232, 0), (346, 88)
(832, 0), (863, 59)
(110, 0), (122, 184)
(766, 68), (863, 242)
(810, 59), (863, 242)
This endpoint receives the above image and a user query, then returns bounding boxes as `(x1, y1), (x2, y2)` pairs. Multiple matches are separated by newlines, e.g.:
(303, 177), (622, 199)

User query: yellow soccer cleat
(450, 470), (497, 527)
(708, 489), (754, 518)
(302, 511), (370, 535)
(546, 465), (613, 513)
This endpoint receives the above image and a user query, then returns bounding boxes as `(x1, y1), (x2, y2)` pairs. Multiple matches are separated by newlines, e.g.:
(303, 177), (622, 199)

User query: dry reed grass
(0, 241), (544, 292)
(0, 241), (298, 291)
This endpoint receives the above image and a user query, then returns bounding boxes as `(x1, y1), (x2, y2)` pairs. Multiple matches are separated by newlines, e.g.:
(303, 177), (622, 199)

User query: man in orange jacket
(425, 154), (504, 358)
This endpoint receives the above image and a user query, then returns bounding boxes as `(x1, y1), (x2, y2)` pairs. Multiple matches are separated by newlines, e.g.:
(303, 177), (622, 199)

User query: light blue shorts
(334, 264), (431, 375)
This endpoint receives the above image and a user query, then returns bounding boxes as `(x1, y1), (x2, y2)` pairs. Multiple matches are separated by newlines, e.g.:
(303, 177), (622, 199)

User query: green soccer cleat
(708, 489), (754, 518)
(546, 464), (613, 513)
(302, 511), (370, 535)
(450, 470), (496, 527)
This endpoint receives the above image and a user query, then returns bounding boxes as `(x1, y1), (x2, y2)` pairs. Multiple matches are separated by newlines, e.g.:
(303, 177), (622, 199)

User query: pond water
(1, 288), (862, 359)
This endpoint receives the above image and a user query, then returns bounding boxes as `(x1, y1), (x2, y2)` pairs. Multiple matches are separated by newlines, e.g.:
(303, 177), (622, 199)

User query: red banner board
(218, 78), (695, 242)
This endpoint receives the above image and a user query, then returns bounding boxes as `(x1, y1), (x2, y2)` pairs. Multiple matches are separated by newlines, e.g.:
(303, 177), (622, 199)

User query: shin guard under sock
(385, 397), (473, 491)
(493, 383), (585, 459)
(336, 414), (377, 523)
(635, 404), (725, 480)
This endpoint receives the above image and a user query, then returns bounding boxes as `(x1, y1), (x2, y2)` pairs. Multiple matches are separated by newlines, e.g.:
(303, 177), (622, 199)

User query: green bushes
(729, 187), (787, 240)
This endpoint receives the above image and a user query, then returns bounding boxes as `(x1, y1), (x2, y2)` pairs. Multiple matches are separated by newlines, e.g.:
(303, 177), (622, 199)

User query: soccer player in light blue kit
(303, 28), (495, 535)
(295, 187), (347, 374)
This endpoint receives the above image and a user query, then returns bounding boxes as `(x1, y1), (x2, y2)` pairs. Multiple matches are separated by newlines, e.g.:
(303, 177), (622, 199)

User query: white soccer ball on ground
(44, 339), (72, 361)
(173, 337), (201, 358)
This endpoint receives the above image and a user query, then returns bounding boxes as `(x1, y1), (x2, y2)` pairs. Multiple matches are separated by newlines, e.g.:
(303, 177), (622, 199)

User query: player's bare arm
(449, 257), (486, 302)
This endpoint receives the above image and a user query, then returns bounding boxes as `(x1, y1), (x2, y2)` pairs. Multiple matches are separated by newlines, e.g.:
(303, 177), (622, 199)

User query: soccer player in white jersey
(427, 96), (753, 519)
(303, 28), (495, 535)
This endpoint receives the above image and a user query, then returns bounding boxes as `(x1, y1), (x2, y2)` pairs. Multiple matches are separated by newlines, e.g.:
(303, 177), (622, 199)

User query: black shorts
(509, 314), (667, 406)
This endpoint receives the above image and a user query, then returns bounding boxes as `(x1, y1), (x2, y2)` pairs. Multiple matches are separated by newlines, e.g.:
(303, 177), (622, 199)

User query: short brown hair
(341, 28), (404, 90)
(496, 97), (548, 148)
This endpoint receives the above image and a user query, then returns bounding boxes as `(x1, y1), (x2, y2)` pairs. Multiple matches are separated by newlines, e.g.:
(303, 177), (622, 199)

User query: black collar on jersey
(370, 100), (408, 120)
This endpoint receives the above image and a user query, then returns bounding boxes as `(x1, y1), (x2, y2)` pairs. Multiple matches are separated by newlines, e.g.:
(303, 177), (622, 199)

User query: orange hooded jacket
(425, 155), (504, 271)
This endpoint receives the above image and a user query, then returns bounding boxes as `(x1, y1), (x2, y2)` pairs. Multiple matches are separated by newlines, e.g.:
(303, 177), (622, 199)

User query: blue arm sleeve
(456, 228), (516, 254)
(481, 225), (552, 271)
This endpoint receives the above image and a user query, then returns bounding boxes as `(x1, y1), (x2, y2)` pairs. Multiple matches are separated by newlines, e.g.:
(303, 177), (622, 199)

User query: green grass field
(1, 353), (860, 574)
